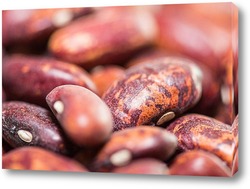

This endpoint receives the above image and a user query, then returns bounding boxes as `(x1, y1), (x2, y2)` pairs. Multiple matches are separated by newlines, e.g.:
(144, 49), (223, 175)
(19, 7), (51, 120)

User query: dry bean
(103, 57), (203, 131)
(2, 101), (76, 155)
(3, 55), (97, 107)
(169, 150), (231, 177)
(166, 113), (237, 167)
(48, 7), (157, 69)
(46, 84), (113, 147)
(92, 126), (177, 172)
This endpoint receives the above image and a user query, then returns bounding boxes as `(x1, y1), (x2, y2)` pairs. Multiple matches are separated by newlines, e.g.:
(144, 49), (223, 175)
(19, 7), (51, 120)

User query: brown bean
(48, 7), (157, 69)
(2, 146), (88, 172)
(46, 84), (113, 147)
(102, 57), (203, 131)
(2, 54), (97, 107)
(92, 126), (177, 172)
(90, 65), (126, 97)
(169, 150), (231, 177)
(112, 158), (169, 175)
(166, 113), (237, 167)
(2, 101), (76, 155)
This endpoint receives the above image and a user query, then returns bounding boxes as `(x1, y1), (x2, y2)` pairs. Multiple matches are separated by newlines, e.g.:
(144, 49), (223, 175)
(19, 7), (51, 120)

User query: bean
(2, 146), (88, 172)
(92, 126), (177, 172)
(2, 54), (97, 107)
(102, 57), (203, 131)
(169, 150), (231, 177)
(46, 84), (113, 147)
(2, 101), (76, 155)
(166, 113), (237, 167)
(48, 7), (157, 69)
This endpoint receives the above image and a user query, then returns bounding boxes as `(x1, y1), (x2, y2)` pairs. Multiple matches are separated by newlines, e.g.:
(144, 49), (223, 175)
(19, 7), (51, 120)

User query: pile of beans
(2, 3), (238, 177)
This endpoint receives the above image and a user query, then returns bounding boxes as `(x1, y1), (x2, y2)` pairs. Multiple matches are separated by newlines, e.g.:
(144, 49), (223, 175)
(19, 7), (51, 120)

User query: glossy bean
(3, 55), (97, 107)
(48, 7), (157, 69)
(46, 84), (113, 147)
(166, 113), (237, 167)
(2, 101), (76, 155)
(92, 126), (177, 172)
(103, 57), (203, 131)
(169, 150), (231, 177)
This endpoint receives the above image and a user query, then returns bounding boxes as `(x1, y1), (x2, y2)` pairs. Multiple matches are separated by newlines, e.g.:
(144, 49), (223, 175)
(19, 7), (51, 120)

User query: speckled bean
(102, 57), (203, 131)
(166, 113), (237, 167)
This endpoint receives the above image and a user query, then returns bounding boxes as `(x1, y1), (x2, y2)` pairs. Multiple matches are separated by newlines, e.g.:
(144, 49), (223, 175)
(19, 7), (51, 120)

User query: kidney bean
(2, 54), (97, 107)
(112, 158), (169, 175)
(2, 101), (76, 155)
(46, 84), (113, 147)
(90, 65), (126, 97)
(48, 7), (157, 69)
(169, 150), (231, 177)
(102, 56), (203, 131)
(92, 126), (177, 172)
(2, 8), (92, 48)
(127, 50), (221, 117)
(2, 146), (88, 172)
(166, 113), (237, 167)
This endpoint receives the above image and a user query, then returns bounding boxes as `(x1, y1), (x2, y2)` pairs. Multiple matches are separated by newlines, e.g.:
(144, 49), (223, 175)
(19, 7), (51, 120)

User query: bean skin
(102, 57), (202, 131)
(92, 126), (177, 172)
(169, 150), (231, 177)
(2, 101), (76, 155)
(166, 113), (237, 167)
(46, 84), (113, 147)
(2, 146), (88, 172)
(2, 55), (97, 107)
